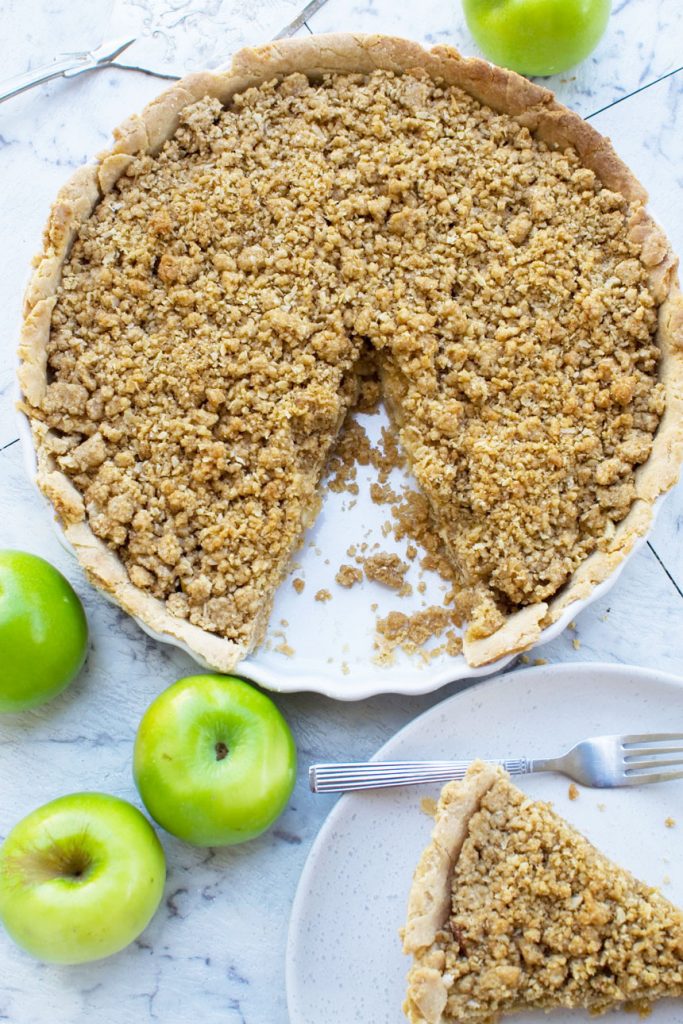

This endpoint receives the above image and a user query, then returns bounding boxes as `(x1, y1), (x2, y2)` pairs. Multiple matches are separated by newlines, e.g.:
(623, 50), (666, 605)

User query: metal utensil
(0, 37), (136, 104)
(0, 0), (329, 103)
(274, 0), (331, 39)
(309, 732), (683, 793)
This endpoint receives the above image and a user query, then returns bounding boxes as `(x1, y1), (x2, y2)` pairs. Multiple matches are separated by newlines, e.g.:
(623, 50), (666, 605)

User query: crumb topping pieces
(419, 778), (683, 1022)
(31, 69), (663, 646)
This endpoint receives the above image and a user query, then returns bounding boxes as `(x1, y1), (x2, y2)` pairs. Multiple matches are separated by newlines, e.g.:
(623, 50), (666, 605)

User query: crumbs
(364, 552), (410, 592)
(375, 607), (462, 662)
(370, 482), (399, 505)
(370, 425), (406, 483)
(326, 418), (372, 495)
(392, 489), (458, 588)
(315, 589), (332, 603)
(568, 783), (580, 801)
(665, 817), (676, 828)
(338, 422), (465, 658)
(568, 620), (581, 650)
(335, 564), (363, 588)
(292, 577), (305, 594)
(322, 420), (464, 662)
(335, 547), (411, 594)
(421, 796), (438, 818)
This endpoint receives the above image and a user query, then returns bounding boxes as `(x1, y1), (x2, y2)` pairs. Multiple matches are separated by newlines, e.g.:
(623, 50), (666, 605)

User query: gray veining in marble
(1, 1), (682, 1021)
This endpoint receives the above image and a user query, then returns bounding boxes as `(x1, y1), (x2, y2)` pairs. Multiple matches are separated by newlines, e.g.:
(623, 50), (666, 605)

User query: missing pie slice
(403, 763), (683, 1023)
(18, 34), (683, 672)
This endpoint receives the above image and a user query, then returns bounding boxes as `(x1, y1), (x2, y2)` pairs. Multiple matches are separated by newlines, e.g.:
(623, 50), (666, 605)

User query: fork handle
(309, 759), (532, 793)
(0, 55), (92, 103)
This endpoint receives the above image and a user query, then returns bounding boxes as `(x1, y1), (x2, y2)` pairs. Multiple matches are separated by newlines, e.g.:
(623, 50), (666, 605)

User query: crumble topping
(363, 552), (409, 590)
(30, 68), (663, 647)
(375, 606), (462, 661)
(335, 564), (363, 588)
(370, 482), (399, 505)
(391, 488), (460, 594)
(413, 776), (683, 1023)
(326, 417), (372, 495)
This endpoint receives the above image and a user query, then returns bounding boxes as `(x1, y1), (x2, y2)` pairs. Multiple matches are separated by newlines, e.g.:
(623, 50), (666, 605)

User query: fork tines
(621, 733), (683, 779)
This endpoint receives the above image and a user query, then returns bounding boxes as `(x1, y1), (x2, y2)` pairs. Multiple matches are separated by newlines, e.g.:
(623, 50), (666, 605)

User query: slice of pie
(403, 762), (683, 1023)
(18, 34), (683, 671)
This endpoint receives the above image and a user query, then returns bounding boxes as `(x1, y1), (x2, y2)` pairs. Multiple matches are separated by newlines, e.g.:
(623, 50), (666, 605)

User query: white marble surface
(0, 1), (682, 1021)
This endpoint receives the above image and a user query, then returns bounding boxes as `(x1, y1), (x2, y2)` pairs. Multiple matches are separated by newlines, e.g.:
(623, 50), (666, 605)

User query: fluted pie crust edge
(18, 33), (683, 672)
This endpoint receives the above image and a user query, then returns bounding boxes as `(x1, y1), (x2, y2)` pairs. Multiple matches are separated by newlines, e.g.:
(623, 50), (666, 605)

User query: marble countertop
(0, 1), (682, 1021)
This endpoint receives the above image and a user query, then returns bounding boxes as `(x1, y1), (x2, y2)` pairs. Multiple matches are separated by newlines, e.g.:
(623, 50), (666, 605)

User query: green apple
(0, 550), (88, 713)
(462, 0), (611, 77)
(134, 675), (297, 847)
(0, 793), (165, 964)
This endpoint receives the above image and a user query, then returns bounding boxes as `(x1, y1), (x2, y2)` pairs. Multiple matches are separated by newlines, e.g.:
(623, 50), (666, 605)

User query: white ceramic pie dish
(14, 35), (680, 701)
(16, 402), (665, 700)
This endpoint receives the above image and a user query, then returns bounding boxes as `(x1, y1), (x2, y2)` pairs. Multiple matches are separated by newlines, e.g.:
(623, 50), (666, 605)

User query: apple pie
(18, 34), (683, 671)
(404, 762), (683, 1022)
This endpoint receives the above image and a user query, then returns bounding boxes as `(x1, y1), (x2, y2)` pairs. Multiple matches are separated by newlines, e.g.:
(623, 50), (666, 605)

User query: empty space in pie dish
(243, 408), (506, 694)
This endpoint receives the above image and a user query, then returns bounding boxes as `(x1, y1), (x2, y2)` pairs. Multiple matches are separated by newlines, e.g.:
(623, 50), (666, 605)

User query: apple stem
(215, 741), (229, 761)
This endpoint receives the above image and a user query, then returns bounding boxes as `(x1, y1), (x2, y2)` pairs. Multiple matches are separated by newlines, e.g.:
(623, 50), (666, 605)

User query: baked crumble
(375, 606), (461, 661)
(443, 779), (683, 1019)
(405, 769), (683, 1023)
(29, 68), (664, 649)
(363, 552), (409, 591)
(335, 564), (363, 588)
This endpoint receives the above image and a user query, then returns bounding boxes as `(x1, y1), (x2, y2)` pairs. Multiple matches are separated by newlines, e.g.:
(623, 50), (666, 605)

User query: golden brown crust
(28, 422), (249, 669)
(463, 605), (548, 669)
(404, 761), (501, 956)
(63, 521), (247, 671)
(403, 762), (503, 1024)
(18, 33), (683, 672)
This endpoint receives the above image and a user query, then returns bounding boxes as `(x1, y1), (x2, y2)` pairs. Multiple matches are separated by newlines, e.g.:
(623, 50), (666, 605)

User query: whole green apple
(0, 550), (88, 713)
(463, 0), (611, 77)
(0, 793), (165, 964)
(134, 675), (297, 847)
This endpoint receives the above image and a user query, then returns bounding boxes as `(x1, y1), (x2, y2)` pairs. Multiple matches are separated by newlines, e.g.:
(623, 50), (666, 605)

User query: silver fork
(309, 733), (683, 793)
(0, 38), (137, 104)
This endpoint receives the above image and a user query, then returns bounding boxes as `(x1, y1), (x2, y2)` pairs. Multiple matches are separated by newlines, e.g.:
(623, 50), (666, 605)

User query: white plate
(17, 404), (661, 700)
(286, 663), (683, 1022)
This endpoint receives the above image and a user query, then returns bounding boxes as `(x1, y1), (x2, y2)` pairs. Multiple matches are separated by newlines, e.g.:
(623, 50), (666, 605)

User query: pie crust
(18, 34), (683, 672)
(403, 764), (683, 1023)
